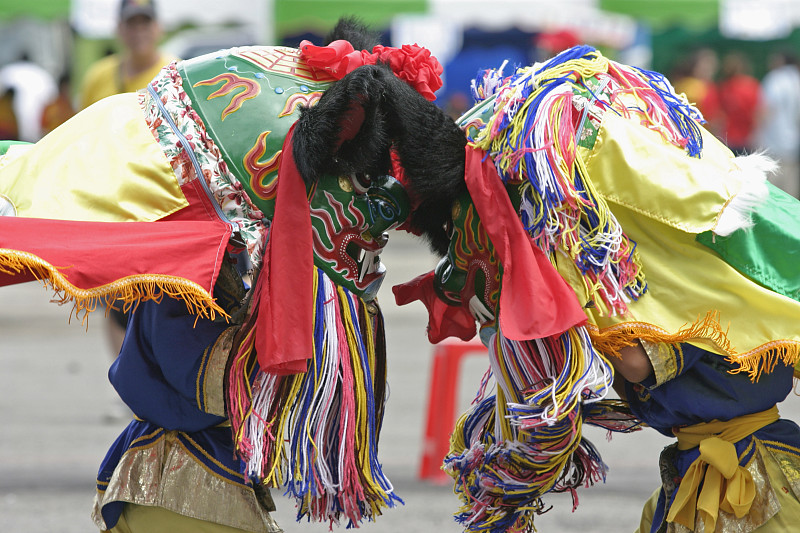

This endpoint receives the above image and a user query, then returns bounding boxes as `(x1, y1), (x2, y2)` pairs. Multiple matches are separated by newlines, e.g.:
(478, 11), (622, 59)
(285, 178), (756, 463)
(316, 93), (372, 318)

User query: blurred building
(2, 1), (800, 129)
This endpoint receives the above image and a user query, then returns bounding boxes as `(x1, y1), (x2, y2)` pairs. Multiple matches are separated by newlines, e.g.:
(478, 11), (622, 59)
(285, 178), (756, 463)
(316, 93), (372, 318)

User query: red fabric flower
(370, 44), (443, 101)
(300, 39), (443, 101)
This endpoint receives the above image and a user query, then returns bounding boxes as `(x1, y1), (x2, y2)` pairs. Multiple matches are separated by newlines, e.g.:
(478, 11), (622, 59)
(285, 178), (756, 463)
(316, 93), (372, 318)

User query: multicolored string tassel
(227, 266), (401, 527)
(444, 326), (640, 533)
(469, 46), (706, 317)
(471, 59), (510, 102)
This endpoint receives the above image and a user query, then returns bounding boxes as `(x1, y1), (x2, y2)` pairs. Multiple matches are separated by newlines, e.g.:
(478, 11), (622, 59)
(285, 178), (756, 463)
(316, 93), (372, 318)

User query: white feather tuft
(713, 152), (775, 237)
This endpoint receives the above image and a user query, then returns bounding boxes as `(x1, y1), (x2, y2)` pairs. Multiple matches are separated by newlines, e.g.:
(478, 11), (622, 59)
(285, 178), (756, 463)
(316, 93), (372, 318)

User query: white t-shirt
(757, 64), (800, 160)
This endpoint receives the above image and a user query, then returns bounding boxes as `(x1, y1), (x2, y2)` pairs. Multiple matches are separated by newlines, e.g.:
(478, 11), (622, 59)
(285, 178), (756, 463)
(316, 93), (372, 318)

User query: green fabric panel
(0, 0), (70, 20)
(696, 182), (800, 303)
(275, 0), (427, 38)
(599, 0), (718, 30)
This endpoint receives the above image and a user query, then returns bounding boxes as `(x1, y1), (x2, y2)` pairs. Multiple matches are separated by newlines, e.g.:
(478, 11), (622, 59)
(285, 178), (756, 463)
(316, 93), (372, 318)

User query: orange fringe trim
(588, 310), (800, 381)
(0, 249), (227, 325)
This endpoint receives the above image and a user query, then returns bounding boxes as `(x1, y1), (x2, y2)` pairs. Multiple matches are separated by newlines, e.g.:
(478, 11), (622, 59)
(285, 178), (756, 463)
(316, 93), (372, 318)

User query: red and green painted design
(179, 46), (333, 219)
(434, 189), (504, 338)
(173, 46), (411, 300)
(308, 174), (410, 300)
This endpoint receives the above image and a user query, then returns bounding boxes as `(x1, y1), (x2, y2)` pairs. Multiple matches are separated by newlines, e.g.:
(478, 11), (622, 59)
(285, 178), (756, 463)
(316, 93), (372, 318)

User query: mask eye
(444, 219), (454, 238)
(352, 173), (372, 194)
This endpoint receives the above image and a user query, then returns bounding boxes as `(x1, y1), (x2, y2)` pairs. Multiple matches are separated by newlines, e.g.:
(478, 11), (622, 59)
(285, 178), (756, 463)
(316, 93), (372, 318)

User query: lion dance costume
(395, 46), (800, 532)
(0, 35), (445, 531)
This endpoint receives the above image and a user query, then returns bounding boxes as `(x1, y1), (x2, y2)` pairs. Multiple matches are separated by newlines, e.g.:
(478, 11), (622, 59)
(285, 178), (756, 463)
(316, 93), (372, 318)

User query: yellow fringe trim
(731, 341), (800, 382)
(0, 248), (227, 324)
(588, 310), (800, 381)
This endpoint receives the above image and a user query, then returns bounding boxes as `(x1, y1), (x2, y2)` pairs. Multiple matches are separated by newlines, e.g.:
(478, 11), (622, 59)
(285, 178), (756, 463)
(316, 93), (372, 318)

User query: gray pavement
(4, 231), (794, 532)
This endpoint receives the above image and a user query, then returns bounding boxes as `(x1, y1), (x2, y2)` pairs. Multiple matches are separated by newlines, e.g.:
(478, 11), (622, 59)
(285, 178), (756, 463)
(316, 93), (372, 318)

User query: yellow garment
(667, 407), (779, 530)
(0, 93), (185, 223)
(576, 112), (800, 372)
(637, 487), (661, 533)
(109, 503), (273, 533)
(80, 52), (175, 109)
(584, 113), (738, 235)
(636, 442), (800, 532)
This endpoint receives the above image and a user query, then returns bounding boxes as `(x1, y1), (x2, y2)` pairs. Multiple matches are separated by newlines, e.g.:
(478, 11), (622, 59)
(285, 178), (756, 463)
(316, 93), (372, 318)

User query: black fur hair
(293, 64), (393, 187)
(293, 18), (468, 255)
(325, 16), (382, 50)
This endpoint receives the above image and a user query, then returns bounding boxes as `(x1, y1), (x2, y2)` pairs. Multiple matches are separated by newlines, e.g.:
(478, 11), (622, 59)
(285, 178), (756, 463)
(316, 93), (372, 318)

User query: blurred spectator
(40, 73), (76, 136)
(0, 54), (57, 142)
(79, 0), (176, 110)
(755, 50), (800, 198)
(535, 29), (580, 61)
(0, 87), (18, 140)
(717, 51), (761, 155)
(671, 48), (723, 137)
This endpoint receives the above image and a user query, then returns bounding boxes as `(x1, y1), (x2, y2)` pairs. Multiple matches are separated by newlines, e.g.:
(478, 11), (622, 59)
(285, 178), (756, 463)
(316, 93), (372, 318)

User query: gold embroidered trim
(761, 439), (800, 457)
(197, 327), (236, 417)
(178, 432), (244, 481)
(0, 249), (227, 323)
(92, 430), (279, 533)
(642, 340), (678, 386)
(763, 440), (800, 504)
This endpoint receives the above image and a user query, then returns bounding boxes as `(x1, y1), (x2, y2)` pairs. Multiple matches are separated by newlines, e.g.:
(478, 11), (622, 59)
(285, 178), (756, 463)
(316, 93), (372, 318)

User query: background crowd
(671, 46), (800, 197)
(2, 1), (799, 199)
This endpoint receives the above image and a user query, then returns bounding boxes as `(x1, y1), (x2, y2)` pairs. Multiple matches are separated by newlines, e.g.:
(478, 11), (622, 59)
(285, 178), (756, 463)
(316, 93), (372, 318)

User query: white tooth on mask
(468, 295), (495, 323)
(358, 249), (382, 282)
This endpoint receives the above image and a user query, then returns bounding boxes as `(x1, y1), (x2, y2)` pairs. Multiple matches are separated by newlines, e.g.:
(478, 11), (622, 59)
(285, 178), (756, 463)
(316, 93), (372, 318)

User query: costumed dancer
(390, 46), (800, 532)
(0, 18), (455, 532)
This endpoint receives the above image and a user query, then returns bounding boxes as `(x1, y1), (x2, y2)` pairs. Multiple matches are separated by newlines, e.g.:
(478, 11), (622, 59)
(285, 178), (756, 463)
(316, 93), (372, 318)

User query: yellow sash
(667, 406), (779, 530)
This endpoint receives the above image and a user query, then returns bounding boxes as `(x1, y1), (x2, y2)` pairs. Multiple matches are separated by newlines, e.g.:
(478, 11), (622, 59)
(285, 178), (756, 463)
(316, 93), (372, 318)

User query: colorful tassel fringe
(444, 327), (641, 533)
(468, 46), (707, 317)
(227, 266), (401, 527)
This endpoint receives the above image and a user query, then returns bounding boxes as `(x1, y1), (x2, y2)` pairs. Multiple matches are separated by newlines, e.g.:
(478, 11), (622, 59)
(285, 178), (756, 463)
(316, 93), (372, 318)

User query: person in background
(717, 51), (761, 155)
(79, 0), (176, 110)
(0, 54), (57, 142)
(755, 50), (800, 199)
(534, 28), (580, 62)
(40, 73), (76, 136)
(0, 88), (19, 140)
(672, 48), (723, 138)
(443, 91), (470, 120)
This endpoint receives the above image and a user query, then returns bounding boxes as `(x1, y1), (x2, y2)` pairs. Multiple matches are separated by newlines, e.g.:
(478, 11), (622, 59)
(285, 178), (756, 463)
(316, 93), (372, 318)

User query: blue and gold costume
(403, 46), (800, 532)
(92, 263), (280, 533)
(628, 343), (800, 532)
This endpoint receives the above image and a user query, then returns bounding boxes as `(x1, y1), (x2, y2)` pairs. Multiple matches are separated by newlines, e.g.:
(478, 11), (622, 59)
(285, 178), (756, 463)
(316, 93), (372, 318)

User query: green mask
(178, 46), (411, 300)
(434, 190), (502, 341)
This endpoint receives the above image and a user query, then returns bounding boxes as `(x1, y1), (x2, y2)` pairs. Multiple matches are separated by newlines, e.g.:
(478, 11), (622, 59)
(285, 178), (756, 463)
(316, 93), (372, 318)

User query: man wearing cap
(80, 0), (176, 110)
(79, 0), (178, 372)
